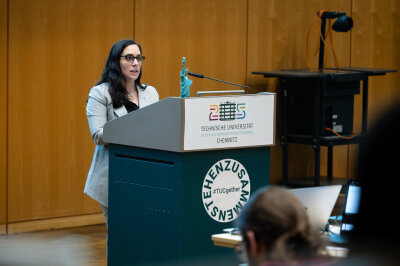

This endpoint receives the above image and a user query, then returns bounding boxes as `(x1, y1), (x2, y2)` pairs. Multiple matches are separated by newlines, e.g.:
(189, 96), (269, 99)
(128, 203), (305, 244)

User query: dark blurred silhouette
(343, 101), (400, 265)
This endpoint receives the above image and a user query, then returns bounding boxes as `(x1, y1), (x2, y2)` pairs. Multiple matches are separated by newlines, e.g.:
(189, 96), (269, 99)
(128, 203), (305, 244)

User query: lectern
(103, 93), (275, 265)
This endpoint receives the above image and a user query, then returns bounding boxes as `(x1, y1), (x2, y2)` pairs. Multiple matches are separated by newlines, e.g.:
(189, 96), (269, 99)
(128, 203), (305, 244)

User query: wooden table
(211, 233), (242, 248)
(211, 232), (348, 258)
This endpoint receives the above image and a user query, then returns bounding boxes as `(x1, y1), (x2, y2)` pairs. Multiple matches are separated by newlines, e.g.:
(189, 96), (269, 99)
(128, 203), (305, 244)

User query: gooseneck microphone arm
(188, 72), (255, 93)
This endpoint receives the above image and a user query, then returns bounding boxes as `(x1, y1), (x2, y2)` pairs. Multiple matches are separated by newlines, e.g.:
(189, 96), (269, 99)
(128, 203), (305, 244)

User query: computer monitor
(340, 180), (362, 235)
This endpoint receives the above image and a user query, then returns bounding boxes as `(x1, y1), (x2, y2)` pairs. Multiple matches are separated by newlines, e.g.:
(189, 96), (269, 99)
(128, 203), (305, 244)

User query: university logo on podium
(184, 94), (275, 151)
(202, 159), (251, 223)
(209, 102), (246, 121)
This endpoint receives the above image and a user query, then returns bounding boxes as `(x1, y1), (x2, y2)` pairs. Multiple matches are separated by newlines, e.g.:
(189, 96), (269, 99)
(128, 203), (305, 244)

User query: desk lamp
(318, 11), (353, 70)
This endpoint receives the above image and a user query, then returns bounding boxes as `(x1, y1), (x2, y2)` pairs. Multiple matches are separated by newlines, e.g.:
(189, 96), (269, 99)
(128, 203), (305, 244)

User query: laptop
(340, 180), (362, 236)
(290, 185), (342, 233)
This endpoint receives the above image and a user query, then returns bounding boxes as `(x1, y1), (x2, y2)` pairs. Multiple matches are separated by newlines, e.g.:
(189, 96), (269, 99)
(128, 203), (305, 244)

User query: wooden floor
(0, 224), (107, 266)
(0, 195), (345, 266)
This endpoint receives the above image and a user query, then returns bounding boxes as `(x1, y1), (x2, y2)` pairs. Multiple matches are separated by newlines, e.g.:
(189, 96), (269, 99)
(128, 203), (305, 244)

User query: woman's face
(120, 44), (142, 83)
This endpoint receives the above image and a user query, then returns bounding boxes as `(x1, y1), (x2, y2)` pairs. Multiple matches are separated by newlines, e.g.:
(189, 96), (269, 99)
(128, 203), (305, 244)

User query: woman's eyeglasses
(120, 54), (145, 63)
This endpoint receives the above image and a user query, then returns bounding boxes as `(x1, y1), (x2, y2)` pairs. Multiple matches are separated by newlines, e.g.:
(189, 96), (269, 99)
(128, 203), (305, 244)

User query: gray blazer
(84, 83), (159, 206)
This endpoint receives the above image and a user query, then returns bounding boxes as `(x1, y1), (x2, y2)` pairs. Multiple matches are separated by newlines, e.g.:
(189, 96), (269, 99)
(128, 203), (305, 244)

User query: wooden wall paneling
(247, 0), (352, 88)
(0, 0), (7, 234)
(247, 0), (352, 184)
(135, 0), (248, 100)
(3, 0), (397, 229)
(7, 213), (104, 234)
(351, 0), (400, 119)
(348, 0), (400, 177)
(7, 0), (134, 223)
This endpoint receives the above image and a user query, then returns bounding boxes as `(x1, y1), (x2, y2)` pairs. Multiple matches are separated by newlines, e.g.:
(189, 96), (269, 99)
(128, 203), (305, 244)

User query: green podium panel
(104, 95), (276, 265)
(108, 144), (270, 265)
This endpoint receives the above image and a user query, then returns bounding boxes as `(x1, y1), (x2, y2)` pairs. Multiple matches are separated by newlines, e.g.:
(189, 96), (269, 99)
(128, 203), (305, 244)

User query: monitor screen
(344, 184), (361, 214)
(341, 181), (361, 235)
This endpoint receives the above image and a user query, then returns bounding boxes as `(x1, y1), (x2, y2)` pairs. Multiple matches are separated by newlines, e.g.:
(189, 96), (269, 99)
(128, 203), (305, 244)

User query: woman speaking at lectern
(84, 40), (159, 226)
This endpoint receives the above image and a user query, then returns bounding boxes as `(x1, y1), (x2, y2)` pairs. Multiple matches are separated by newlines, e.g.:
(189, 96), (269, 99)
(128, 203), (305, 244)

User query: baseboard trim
(6, 213), (105, 234)
(0, 224), (5, 235)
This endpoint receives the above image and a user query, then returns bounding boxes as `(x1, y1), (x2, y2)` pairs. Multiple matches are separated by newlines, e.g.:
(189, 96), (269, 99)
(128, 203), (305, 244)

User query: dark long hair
(97, 39), (146, 108)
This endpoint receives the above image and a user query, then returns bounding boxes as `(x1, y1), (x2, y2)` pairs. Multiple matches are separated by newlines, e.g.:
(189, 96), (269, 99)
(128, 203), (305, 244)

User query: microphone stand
(188, 72), (255, 94)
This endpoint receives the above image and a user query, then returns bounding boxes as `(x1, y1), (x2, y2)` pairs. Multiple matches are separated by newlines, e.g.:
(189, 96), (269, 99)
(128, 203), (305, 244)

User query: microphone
(188, 72), (255, 93)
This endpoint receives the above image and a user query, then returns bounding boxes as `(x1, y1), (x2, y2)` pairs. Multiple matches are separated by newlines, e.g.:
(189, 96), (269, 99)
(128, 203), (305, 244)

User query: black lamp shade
(332, 16), (354, 32)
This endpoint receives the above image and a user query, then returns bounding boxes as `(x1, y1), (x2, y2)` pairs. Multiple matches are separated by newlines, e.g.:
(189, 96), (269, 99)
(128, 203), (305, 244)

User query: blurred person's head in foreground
(236, 186), (325, 266)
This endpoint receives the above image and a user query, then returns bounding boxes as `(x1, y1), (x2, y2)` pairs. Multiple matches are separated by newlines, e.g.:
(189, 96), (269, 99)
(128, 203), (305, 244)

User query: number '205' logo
(209, 102), (246, 121)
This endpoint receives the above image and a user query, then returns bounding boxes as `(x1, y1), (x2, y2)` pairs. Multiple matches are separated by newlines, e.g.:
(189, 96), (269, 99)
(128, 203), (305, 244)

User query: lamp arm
(318, 16), (327, 70)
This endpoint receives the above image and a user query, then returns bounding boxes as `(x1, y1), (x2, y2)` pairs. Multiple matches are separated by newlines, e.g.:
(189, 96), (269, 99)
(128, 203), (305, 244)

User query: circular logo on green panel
(202, 159), (251, 223)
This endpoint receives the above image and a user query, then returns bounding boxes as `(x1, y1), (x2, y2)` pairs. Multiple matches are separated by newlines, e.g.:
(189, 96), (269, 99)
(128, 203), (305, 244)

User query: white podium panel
(104, 93), (275, 152)
(183, 93), (275, 151)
